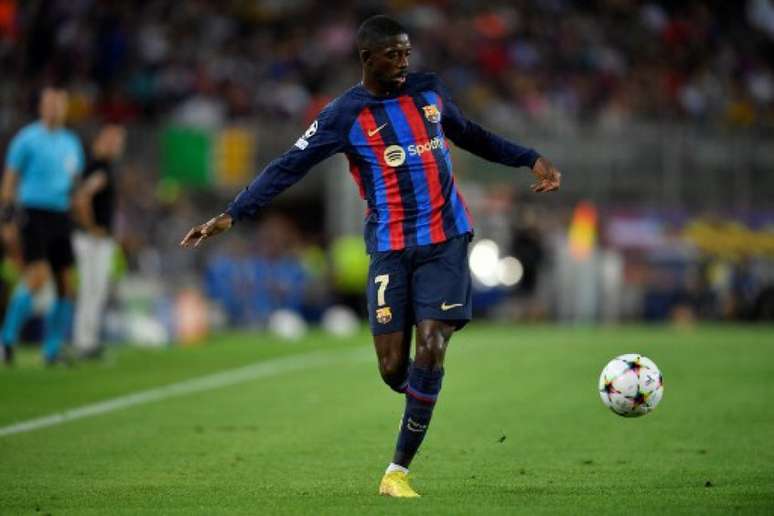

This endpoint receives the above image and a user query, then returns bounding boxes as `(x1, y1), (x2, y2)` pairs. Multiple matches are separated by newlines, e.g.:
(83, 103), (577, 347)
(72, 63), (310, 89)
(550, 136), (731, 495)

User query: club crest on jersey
(422, 104), (441, 123)
(376, 306), (392, 324)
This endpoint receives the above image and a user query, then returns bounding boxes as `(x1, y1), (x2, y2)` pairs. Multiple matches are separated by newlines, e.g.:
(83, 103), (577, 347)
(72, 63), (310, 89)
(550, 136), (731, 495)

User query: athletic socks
(393, 365), (444, 467)
(1, 282), (33, 347)
(43, 298), (74, 362)
(385, 463), (409, 475)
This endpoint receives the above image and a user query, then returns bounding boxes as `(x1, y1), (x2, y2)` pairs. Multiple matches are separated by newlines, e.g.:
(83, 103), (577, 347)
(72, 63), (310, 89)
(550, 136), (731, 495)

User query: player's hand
(530, 157), (561, 193)
(180, 213), (233, 248)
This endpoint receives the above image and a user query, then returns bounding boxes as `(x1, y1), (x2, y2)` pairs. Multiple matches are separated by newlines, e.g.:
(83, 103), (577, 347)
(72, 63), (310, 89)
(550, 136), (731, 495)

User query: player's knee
(415, 342), (445, 367)
(415, 325), (450, 367)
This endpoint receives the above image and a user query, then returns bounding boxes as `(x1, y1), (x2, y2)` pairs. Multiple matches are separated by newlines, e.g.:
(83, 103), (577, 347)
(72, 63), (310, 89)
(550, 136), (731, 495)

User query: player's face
(366, 34), (411, 90)
(39, 89), (68, 127)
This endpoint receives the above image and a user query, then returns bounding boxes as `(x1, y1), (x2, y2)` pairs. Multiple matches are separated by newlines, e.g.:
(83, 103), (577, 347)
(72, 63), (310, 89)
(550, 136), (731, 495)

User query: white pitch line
(0, 346), (371, 438)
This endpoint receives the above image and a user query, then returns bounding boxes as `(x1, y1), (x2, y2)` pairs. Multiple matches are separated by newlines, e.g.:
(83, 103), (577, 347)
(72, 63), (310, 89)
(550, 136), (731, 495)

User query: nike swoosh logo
(440, 302), (463, 311)
(368, 123), (388, 137)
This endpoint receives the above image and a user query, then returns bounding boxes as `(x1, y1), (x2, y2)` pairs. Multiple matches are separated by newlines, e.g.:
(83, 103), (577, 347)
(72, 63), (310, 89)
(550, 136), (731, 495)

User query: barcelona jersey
(226, 73), (539, 253)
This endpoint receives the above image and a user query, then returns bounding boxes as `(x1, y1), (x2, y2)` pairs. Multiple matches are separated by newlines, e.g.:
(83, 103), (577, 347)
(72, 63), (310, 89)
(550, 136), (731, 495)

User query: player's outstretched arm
(180, 212), (233, 248)
(179, 102), (344, 251)
(530, 157), (561, 193)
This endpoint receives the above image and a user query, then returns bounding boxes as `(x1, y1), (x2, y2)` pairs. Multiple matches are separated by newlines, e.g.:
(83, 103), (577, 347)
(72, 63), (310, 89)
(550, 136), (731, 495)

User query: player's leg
(367, 249), (412, 392)
(379, 318), (453, 497)
(43, 264), (75, 363)
(42, 220), (76, 363)
(2, 211), (52, 362)
(368, 248), (424, 497)
(391, 319), (454, 468)
(389, 234), (473, 470)
(377, 317), (426, 498)
(73, 232), (110, 355)
(373, 323), (413, 393)
(1, 260), (50, 359)
(83, 235), (113, 357)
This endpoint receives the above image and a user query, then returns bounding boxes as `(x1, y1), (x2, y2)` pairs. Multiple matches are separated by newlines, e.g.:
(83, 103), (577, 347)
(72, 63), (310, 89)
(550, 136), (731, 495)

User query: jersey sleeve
(5, 130), (29, 173)
(225, 103), (345, 222)
(436, 77), (540, 169)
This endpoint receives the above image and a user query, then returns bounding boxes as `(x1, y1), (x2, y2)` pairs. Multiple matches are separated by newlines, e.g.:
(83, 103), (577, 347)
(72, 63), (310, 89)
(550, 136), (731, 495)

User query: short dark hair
(356, 15), (408, 51)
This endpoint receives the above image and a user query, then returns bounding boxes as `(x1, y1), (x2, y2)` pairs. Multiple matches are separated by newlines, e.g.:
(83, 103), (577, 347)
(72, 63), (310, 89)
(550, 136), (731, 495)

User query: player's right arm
(180, 104), (344, 248)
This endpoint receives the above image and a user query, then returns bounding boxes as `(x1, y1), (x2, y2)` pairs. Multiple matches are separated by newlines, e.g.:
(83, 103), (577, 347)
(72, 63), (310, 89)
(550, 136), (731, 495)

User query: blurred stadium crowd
(0, 0), (773, 350)
(1, 1), (773, 129)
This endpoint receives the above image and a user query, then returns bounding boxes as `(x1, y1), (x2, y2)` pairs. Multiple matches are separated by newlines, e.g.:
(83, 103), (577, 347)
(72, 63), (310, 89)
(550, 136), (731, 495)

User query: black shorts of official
(367, 233), (473, 336)
(19, 208), (75, 272)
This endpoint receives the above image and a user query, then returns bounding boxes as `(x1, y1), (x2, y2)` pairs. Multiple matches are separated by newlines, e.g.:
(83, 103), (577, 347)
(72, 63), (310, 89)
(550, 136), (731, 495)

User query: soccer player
(72, 124), (126, 359)
(0, 87), (85, 365)
(180, 15), (560, 497)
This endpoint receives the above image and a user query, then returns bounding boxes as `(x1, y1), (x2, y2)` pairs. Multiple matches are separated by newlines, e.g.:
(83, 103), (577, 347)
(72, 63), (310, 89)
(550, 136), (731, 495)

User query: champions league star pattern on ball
(225, 72), (540, 252)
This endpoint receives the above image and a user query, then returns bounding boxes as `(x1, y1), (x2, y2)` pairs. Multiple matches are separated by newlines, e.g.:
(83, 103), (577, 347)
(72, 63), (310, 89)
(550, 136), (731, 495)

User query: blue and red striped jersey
(226, 73), (540, 253)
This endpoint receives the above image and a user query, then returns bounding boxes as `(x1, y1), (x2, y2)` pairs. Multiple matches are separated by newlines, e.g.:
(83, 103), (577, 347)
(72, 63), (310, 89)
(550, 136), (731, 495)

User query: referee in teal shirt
(1, 87), (84, 365)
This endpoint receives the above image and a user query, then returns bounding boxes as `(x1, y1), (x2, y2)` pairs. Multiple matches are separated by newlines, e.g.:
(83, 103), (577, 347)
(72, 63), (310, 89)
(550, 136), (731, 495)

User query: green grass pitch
(1, 325), (772, 515)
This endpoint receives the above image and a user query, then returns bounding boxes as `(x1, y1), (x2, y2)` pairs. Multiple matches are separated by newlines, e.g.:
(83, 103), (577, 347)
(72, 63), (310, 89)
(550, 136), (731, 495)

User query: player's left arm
(438, 80), (560, 193)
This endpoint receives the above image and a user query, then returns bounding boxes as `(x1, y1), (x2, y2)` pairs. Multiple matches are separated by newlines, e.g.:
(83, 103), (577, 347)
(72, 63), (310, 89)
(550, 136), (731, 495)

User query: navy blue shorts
(367, 233), (473, 336)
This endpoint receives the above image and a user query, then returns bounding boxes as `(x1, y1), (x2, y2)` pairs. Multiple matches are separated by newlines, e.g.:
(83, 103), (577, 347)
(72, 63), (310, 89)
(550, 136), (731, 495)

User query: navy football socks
(393, 365), (444, 467)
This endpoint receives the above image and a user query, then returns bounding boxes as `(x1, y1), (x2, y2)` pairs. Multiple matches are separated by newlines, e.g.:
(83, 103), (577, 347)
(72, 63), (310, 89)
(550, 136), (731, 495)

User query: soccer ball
(598, 354), (663, 417)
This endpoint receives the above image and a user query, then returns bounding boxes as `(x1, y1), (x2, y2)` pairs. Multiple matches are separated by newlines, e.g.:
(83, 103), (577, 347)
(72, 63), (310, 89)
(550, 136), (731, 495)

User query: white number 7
(374, 274), (390, 307)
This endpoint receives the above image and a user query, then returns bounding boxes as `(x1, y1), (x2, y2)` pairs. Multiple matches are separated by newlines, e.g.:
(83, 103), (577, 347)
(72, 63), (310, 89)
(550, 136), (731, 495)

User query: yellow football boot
(378, 470), (421, 498)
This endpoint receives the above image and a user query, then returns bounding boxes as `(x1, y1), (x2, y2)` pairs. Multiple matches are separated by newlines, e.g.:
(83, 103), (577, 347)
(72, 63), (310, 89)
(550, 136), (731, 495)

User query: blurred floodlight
(497, 256), (524, 287)
(469, 239), (500, 287)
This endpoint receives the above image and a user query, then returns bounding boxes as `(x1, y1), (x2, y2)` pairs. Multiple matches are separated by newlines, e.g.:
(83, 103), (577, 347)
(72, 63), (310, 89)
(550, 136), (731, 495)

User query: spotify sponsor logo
(383, 145), (406, 167)
(382, 137), (445, 168)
